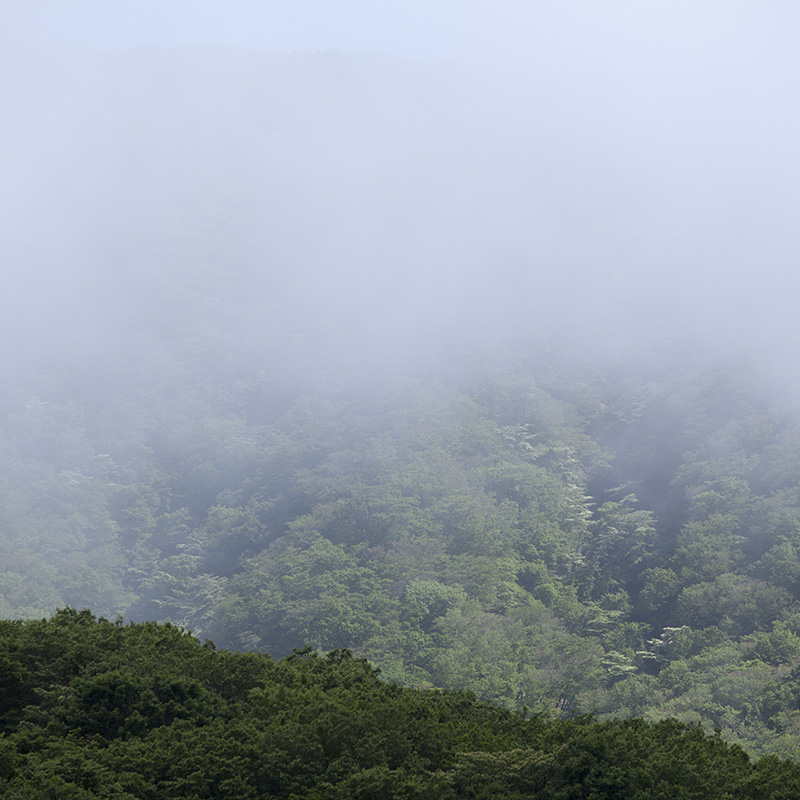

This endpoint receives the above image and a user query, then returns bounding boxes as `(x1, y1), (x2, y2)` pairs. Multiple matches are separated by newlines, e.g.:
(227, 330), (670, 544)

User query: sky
(5, 1), (796, 65)
(9, 1), (489, 59)
(3, 1), (800, 381)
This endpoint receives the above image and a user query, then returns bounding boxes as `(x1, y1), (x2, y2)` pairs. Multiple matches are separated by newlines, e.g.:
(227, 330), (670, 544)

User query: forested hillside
(4, 42), (800, 763)
(4, 316), (800, 757)
(3, 610), (800, 798)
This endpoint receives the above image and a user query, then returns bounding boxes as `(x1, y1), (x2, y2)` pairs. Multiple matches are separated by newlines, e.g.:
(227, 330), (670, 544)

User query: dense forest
(3, 609), (800, 798)
(4, 38), (800, 784)
(5, 313), (800, 759)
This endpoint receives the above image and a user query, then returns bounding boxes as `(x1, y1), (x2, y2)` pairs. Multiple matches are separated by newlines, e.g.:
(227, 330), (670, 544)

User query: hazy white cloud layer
(2, 1), (800, 382)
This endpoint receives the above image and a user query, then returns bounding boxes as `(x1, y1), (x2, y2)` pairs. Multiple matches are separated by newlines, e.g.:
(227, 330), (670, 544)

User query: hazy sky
(9, 0), (493, 59)
(3, 1), (800, 377)
(5, 1), (797, 65)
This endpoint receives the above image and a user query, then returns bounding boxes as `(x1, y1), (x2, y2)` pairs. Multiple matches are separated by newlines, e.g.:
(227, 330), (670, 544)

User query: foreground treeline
(2, 610), (799, 799)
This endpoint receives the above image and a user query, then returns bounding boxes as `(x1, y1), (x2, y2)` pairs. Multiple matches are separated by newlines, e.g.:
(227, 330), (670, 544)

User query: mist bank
(2, 40), (798, 397)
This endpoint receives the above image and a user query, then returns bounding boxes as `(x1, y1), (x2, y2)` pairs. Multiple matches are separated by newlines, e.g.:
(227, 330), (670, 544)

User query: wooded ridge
(2, 609), (799, 798)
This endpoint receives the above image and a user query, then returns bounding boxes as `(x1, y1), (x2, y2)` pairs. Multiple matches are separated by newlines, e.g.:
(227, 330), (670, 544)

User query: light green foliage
(583, 496), (657, 597)
(677, 574), (793, 636)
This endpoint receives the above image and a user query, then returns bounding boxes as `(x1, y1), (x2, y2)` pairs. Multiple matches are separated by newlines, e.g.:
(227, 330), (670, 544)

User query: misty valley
(4, 35), (800, 797)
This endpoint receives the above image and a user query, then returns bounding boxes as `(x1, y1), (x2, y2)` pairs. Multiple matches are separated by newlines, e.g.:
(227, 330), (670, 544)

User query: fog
(7, 5), (800, 713)
(3, 1), (800, 390)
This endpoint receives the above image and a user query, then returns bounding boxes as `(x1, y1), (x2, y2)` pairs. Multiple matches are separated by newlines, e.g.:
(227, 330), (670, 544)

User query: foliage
(2, 611), (799, 798)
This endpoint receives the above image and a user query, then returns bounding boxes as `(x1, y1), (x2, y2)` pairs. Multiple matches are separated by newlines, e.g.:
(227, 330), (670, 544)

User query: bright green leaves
(582, 495), (657, 598)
